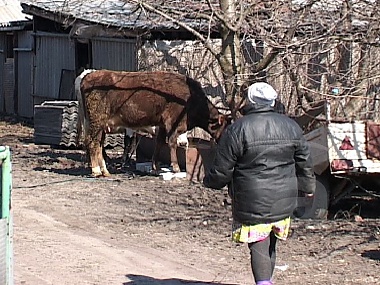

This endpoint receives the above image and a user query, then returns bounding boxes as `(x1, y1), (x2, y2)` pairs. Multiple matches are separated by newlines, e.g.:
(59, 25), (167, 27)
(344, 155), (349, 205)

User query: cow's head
(209, 113), (232, 142)
(203, 94), (233, 141)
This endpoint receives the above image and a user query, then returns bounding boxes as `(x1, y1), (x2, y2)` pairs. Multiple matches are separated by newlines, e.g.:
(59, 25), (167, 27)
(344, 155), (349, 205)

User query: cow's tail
(75, 69), (95, 147)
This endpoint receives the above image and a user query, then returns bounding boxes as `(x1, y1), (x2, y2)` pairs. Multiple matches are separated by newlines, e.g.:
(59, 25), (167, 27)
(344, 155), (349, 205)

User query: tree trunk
(218, 0), (244, 117)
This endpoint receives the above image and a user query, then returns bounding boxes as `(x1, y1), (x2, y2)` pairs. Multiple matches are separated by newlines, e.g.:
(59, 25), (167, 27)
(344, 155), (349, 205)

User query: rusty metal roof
(0, 0), (31, 27)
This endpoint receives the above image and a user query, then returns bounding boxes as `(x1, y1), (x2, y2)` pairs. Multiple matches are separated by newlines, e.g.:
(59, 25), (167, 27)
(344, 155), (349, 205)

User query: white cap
(248, 82), (278, 107)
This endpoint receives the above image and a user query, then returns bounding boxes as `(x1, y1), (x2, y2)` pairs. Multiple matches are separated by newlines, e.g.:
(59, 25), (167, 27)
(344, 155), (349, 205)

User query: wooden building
(0, 0), (31, 116)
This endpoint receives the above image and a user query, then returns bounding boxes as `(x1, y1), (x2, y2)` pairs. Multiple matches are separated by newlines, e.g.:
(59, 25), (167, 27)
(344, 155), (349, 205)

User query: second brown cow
(75, 69), (230, 177)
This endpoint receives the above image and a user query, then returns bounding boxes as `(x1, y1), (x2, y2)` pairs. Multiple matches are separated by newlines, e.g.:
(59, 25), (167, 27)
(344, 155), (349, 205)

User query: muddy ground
(0, 115), (379, 285)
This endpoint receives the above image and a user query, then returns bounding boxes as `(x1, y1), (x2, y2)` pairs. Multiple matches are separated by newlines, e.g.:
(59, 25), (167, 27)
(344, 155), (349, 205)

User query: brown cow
(75, 69), (230, 177)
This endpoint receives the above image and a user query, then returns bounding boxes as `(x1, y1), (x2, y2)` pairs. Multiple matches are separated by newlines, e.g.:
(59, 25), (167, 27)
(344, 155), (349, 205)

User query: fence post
(0, 146), (13, 285)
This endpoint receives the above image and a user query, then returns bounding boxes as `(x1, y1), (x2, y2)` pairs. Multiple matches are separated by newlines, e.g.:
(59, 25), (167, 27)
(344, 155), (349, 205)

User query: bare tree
(129, 0), (380, 124)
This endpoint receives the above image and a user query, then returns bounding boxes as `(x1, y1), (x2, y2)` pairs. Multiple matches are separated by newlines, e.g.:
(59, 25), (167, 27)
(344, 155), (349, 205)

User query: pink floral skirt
(232, 217), (291, 243)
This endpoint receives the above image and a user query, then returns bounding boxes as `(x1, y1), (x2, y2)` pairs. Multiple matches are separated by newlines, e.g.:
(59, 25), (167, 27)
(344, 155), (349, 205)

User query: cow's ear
(220, 114), (233, 125)
(218, 114), (225, 125)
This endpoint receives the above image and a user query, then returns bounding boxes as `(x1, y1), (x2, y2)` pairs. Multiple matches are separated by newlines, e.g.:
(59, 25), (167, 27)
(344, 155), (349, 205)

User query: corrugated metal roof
(0, 0), (31, 27)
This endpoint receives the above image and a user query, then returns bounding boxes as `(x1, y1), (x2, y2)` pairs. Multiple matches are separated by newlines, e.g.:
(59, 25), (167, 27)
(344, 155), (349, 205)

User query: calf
(76, 69), (230, 177)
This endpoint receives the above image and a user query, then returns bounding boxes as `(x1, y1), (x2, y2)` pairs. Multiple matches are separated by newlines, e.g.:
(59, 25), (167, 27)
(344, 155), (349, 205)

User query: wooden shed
(16, 1), (232, 181)
(0, 0), (32, 116)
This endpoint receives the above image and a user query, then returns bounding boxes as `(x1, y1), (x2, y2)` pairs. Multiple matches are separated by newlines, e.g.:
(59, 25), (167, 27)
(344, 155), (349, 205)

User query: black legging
(248, 231), (277, 282)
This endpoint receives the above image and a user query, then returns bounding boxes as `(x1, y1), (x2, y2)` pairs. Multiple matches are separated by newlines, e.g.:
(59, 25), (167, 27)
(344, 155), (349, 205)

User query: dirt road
(1, 117), (379, 285)
(14, 204), (232, 285)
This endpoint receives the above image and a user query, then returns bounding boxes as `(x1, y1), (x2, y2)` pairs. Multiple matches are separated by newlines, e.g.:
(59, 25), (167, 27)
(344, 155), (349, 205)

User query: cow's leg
(152, 127), (166, 172)
(99, 131), (111, 177)
(86, 130), (103, 177)
(167, 132), (181, 173)
(122, 132), (135, 166)
(87, 129), (109, 177)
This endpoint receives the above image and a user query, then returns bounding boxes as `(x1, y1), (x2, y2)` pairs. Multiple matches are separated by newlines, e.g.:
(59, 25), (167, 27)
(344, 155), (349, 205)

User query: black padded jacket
(203, 104), (316, 224)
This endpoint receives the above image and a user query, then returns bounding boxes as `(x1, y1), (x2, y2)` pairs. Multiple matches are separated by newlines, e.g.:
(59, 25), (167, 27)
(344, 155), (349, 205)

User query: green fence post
(0, 146), (13, 285)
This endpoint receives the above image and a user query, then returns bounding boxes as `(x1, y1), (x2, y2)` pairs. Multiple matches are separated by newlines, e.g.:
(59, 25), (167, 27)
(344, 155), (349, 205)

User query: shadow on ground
(362, 249), (380, 261)
(124, 274), (238, 285)
(329, 196), (380, 219)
